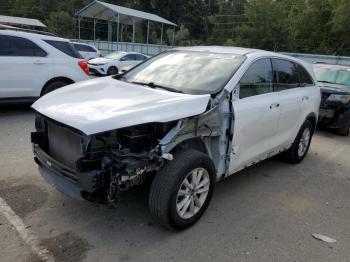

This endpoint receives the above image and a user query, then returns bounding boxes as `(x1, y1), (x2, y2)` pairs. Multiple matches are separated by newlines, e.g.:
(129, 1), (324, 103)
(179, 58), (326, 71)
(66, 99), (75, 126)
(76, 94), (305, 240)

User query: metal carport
(75, 0), (177, 45)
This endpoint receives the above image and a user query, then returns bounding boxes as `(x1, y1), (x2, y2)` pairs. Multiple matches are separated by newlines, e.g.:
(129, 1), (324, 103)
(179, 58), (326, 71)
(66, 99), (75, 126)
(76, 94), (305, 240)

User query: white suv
(31, 47), (320, 229)
(0, 30), (90, 103)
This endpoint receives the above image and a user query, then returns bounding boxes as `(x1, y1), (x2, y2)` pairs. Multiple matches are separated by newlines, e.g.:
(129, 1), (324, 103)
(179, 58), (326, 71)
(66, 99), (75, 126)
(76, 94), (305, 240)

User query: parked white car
(72, 42), (102, 60)
(31, 47), (320, 229)
(88, 51), (148, 75)
(0, 29), (90, 103)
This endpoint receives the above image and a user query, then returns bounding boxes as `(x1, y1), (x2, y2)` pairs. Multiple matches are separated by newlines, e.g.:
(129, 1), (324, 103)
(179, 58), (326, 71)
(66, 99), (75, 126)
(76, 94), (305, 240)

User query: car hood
(32, 77), (210, 135)
(318, 82), (350, 95)
(88, 57), (111, 64)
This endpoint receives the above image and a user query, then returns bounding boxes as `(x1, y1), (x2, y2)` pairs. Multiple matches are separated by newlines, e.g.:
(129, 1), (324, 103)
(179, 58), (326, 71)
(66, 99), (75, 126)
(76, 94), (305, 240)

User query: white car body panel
(0, 30), (89, 100)
(32, 77), (210, 135)
(33, 46), (320, 177)
(88, 52), (145, 75)
(230, 92), (281, 172)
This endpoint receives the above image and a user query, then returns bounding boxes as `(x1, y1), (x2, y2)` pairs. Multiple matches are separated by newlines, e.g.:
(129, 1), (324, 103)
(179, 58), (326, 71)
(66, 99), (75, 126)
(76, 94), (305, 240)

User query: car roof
(0, 29), (69, 41)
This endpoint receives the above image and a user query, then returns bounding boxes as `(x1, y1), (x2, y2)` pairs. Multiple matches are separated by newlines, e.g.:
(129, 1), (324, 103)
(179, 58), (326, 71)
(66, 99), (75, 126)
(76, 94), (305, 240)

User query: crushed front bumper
(33, 143), (106, 200)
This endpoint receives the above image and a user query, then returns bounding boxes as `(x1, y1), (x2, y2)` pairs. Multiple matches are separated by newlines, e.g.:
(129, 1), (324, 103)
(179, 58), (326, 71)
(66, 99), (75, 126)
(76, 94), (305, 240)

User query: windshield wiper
(130, 81), (184, 93)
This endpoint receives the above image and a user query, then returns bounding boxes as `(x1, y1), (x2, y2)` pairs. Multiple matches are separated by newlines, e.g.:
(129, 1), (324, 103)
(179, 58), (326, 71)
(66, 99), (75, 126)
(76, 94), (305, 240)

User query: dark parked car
(314, 63), (350, 136)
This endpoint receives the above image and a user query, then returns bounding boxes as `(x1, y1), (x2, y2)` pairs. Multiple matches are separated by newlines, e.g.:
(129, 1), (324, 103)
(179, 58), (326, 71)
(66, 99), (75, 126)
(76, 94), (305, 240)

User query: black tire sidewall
(149, 150), (216, 230)
(42, 81), (68, 96)
(107, 66), (118, 75)
(168, 155), (215, 229)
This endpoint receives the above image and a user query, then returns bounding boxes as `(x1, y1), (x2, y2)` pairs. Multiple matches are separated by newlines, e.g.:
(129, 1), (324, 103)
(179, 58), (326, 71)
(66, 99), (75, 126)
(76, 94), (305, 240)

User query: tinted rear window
(0, 35), (47, 57)
(135, 54), (147, 61)
(297, 64), (314, 86)
(44, 40), (82, 58)
(122, 54), (136, 61)
(73, 43), (96, 52)
(272, 59), (300, 91)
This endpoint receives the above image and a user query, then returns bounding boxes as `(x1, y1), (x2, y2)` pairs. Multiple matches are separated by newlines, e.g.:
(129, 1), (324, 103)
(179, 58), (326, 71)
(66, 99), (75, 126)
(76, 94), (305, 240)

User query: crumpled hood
(32, 77), (210, 135)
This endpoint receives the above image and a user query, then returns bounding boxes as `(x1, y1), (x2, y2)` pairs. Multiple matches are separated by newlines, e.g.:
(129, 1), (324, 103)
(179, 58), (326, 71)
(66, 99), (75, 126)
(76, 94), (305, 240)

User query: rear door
(0, 34), (52, 98)
(296, 63), (318, 118)
(272, 59), (313, 147)
(229, 58), (281, 173)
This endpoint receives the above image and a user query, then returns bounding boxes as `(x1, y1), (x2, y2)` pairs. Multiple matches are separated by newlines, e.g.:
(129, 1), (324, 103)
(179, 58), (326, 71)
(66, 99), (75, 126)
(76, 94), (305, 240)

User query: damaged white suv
(31, 47), (320, 229)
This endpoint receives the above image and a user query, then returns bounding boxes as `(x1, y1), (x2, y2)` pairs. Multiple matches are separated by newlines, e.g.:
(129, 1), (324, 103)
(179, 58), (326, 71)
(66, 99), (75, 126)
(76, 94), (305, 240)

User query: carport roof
(0, 15), (46, 28)
(76, 0), (177, 26)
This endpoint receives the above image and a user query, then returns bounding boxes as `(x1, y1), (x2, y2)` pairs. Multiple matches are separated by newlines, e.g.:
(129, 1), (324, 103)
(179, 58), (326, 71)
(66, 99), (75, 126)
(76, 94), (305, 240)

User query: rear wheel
(149, 150), (215, 230)
(41, 81), (69, 96)
(107, 66), (118, 75)
(283, 120), (313, 164)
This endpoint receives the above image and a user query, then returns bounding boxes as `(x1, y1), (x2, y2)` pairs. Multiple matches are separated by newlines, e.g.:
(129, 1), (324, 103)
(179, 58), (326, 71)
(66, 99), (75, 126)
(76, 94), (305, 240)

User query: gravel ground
(0, 106), (349, 262)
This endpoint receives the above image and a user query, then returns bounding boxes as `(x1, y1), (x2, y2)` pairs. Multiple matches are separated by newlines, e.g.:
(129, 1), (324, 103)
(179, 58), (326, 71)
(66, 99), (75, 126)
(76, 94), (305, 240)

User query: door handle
(270, 103), (280, 109)
(33, 61), (46, 65)
(302, 96), (309, 101)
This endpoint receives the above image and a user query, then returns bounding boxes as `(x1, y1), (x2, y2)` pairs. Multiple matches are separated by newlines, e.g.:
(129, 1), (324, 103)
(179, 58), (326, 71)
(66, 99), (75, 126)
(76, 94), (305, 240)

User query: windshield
(314, 66), (350, 88)
(105, 52), (125, 60)
(122, 51), (246, 95)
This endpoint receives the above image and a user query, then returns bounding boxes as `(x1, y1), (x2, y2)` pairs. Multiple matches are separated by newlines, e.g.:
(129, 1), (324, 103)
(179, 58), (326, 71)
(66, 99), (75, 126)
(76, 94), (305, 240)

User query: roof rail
(0, 24), (57, 37)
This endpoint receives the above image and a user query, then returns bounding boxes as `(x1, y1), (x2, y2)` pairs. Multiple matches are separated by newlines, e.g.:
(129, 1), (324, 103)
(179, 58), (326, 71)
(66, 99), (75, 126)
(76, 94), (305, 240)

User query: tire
(42, 81), (69, 96)
(107, 66), (118, 75)
(149, 150), (216, 230)
(283, 120), (314, 164)
(336, 121), (350, 136)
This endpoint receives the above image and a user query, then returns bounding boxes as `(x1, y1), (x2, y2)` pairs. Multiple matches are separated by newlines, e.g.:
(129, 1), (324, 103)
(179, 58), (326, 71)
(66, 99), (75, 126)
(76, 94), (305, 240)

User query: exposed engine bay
(31, 91), (234, 206)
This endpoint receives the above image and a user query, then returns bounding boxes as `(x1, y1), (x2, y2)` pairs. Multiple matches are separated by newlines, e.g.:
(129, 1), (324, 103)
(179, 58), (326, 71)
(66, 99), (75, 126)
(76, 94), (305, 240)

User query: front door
(229, 58), (281, 173)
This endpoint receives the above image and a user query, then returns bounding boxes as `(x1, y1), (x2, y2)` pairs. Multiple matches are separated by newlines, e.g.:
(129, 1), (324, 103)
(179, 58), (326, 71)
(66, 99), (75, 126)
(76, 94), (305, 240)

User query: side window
(135, 54), (146, 61)
(239, 58), (273, 99)
(272, 59), (300, 91)
(0, 35), (12, 56)
(73, 44), (96, 52)
(297, 64), (314, 87)
(44, 40), (82, 59)
(0, 35), (47, 57)
(121, 54), (136, 61)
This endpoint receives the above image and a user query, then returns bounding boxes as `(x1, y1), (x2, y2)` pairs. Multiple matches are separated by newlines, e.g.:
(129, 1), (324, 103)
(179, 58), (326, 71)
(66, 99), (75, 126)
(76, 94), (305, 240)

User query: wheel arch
(41, 77), (74, 96)
(170, 137), (208, 155)
(305, 112), (317, 133)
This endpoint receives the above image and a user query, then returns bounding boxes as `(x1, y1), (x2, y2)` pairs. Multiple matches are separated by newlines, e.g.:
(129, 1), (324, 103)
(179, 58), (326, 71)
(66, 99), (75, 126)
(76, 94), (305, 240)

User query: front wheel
(149, 150), (216, 230)
(283, 120), (314, 164)
(107, 66), (118, 75)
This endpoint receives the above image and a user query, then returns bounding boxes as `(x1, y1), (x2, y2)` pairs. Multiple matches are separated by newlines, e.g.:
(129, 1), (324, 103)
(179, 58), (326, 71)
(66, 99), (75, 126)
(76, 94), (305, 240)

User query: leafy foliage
(1, 0), (349, 55)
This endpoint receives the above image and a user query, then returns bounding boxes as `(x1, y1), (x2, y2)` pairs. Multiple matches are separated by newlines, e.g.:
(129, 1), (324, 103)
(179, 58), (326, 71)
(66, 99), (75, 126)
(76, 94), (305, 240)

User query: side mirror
(120, 57), (126, 61)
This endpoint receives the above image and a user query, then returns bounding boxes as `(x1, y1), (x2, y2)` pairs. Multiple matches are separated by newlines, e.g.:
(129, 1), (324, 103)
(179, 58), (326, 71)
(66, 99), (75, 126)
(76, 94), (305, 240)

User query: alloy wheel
(176, 168), (210, 219)
(297, 128), (311, 157)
